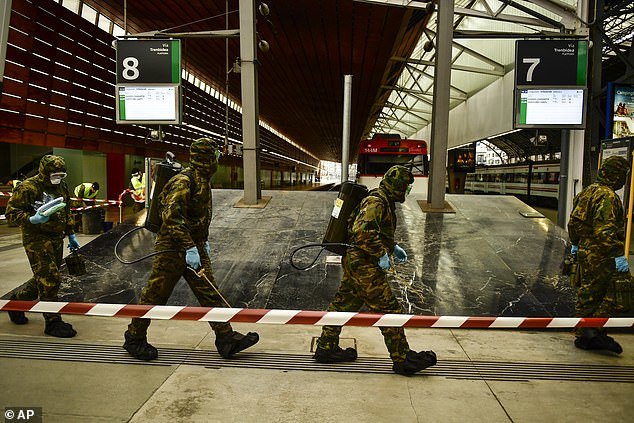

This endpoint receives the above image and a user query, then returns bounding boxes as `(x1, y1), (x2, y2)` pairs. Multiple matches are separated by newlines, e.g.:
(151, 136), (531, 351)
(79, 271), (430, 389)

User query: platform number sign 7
(522, 58), (540, 83)
(515, 40), (587, 87)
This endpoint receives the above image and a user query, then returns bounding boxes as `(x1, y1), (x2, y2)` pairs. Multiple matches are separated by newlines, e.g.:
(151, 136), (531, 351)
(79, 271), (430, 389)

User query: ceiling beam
(391, 56), (505, 76)
(381, 102), (432, 115)
(454, 6), (559, 29)
(383, 81), (468, 101)
(352, 0), (433, 9)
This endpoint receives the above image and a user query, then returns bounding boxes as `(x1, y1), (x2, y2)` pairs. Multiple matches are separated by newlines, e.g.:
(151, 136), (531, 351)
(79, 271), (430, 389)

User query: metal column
(239, 0), (261, 204)
(427, 0), (453, 208)
(558, 0), (590, 227)
(341, 75), (352, 183)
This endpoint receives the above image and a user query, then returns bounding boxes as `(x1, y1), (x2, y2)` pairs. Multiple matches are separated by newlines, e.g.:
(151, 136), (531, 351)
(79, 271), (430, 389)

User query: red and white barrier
(1, 300), (633, 328)
(2, 191), (122, 207)
(1, 191), (131, 215)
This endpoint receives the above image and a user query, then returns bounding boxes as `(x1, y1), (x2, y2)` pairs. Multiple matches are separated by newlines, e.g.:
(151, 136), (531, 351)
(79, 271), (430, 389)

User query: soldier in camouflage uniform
(5, 155), (80, 338)
(314, 165), (437, 375)
(568, 155), (630, 354)
(123, 138), (259, 361)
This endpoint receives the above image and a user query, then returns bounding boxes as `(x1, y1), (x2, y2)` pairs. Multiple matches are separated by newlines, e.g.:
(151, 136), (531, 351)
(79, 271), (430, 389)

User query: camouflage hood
(38, 155), (67, 187)
(379, 165), (413, 203)
(189, 138), (219, 177)
(596, 155), (629, 191)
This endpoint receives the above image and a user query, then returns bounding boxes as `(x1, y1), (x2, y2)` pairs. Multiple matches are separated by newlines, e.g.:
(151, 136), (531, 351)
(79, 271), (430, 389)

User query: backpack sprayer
(114, 151), (184, 265)
(291, 162), (417, 271)
(289, 181), (368, 270)
(113, 150), (229, 298)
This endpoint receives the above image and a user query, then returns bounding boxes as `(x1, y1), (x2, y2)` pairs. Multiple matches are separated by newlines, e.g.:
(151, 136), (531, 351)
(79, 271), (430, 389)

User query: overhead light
(258, 2), (270, 16)
(258, 39), (270, 53)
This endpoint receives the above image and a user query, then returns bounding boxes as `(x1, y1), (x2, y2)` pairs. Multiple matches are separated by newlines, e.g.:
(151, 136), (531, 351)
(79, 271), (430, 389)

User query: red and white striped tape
(1, 300), (633, 328)
(71, 203), (115, 211)
(1, 191), (123, 211)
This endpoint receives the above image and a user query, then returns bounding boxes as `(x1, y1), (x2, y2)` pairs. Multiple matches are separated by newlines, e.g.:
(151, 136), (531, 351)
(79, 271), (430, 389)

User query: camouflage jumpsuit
(5, 155), (75, 322)
(127, 140), (232, 338)
(568, 155), (629, 327)
(317, 170), (412, 363)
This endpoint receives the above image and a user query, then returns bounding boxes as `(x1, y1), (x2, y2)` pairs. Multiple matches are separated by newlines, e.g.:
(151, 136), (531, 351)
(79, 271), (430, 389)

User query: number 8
(122, 57), (140, 80)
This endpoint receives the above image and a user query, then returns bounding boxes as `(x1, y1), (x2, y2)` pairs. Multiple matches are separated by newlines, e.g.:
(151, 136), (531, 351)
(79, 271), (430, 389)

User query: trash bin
(82, 209), (103, 234)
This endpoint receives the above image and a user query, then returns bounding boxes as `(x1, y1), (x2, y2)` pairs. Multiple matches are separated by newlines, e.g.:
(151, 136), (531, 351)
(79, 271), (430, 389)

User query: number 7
(523, 58), (540, 82)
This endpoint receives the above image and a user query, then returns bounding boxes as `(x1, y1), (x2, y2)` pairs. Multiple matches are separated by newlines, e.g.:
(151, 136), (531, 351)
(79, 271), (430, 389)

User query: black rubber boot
(574, 328), (622, 354)
(123, 331), (158, 361)
(593, 333), (623, 354)
(574, 328), (600, 350)
(393, 350), (437, 376)
(215, 331), (259, 358)
(7, 294), (28, 325)
(44, 319), (77, 338)
(313, 345), (358, 363)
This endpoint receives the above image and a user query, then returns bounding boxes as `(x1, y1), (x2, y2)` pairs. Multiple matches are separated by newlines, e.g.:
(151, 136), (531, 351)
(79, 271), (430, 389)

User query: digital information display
(515, 88), (585, 128)
(116, 85), (181, 124)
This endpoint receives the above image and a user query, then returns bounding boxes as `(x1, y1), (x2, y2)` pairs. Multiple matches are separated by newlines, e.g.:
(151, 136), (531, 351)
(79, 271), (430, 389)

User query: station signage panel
(516, 89), (585, 127)
(116, 85), (181, 124)
(116, 39), (181, 84)
(513, 39), (588, 129)
(515, 40), (588, 87)
(115, 39), (182, 124)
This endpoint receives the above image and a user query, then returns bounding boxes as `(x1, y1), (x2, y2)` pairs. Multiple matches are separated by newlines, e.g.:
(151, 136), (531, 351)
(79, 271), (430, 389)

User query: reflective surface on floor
(5, 191), (583, 317)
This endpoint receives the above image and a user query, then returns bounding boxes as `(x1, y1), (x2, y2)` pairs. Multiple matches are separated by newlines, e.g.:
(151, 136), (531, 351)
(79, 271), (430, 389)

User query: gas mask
(50, 172), (67, 185)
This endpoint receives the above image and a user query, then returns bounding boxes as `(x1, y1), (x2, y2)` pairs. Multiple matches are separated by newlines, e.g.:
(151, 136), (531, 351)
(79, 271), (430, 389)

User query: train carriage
(356, 134), (429, 194)
(465, 161), (559, 203)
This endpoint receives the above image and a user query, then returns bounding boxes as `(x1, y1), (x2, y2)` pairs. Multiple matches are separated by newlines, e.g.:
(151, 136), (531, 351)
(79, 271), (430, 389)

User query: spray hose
(289, 243), (354, 271)
(114, 226), (181, 264)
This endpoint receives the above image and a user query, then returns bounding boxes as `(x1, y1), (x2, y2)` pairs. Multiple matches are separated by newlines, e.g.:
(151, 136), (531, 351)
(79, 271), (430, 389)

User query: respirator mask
(50, 172), (67, 185)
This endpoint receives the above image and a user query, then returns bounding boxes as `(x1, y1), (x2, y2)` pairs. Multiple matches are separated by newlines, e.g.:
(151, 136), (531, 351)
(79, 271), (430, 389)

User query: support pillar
(239, 0), (262, 205)
(427, 0), (453, 209)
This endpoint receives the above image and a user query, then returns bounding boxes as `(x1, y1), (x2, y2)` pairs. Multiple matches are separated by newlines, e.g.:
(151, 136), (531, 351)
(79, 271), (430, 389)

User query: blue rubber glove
(393, 244), (407, 263)
(615, 255), (629, 272)
(29, 197), (64, 224)
(570, 245), (578, 255)
(378, 253), (390, 270)
(29, 211), (49, 224)
(68, 234), (80, 251)
(185, 246), (202, 270)
(204, 241), (211, 256)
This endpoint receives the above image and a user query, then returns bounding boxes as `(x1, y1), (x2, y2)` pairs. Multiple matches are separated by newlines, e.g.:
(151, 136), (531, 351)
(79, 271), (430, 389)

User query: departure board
(515, 88), (585, 128)
(116, 85), (181, 124)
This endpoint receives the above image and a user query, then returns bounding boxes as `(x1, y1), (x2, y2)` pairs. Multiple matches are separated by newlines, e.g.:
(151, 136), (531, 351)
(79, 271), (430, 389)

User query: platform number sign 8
(116, 40), (181, 84)
(122, 57), (140, 80)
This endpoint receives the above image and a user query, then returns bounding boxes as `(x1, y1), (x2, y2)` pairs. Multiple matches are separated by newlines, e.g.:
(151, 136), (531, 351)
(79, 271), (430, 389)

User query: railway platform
(1, 190), (632, 422)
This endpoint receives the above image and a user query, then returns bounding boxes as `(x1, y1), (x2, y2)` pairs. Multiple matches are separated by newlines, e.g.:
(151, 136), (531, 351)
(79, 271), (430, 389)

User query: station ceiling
(84, 0), (431, 162)
(83, 0), (633, 162)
